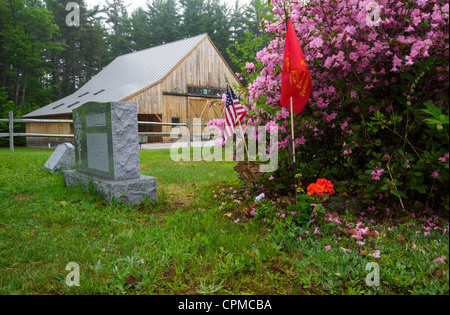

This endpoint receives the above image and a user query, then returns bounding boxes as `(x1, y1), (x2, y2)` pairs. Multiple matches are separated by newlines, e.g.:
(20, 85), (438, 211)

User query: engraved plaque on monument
(64, 101), (157, 205)
(72, 102), (140, 180)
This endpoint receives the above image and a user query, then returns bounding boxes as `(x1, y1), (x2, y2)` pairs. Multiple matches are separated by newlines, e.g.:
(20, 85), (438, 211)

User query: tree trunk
(56, 53), (61, 99)
(72, 39), (76, 92)
(19, 71), (27, 110)
(14, 71), (20, 110)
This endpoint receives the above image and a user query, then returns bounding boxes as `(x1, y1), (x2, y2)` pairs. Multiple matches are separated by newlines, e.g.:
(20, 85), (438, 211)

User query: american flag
(224, 85), (246, 143)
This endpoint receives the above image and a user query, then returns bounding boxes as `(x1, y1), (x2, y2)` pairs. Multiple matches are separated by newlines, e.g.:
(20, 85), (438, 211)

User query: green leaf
(400, 72), (414, 82)
(259, 103), (276, 115)
(422, 102), (446, 122)
(407, 183), (428, 194)
(391, 189), (408, 199)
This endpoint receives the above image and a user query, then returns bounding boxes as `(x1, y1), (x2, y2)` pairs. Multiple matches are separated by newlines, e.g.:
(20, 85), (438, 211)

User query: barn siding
(25, 114), (73, 148)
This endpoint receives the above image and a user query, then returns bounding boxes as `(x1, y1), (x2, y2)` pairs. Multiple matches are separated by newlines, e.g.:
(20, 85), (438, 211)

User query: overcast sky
(85, 0), (251, 13)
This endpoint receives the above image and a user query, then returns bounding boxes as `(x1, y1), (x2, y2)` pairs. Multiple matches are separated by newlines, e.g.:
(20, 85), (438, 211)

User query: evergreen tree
(104, 0), (132, 58)
(179, 0), (208, 37)
(45, 0), (107, 98)
(0, 0), (62, 111)
(129, 7), (152, 51)
(147, 0), (181, 46)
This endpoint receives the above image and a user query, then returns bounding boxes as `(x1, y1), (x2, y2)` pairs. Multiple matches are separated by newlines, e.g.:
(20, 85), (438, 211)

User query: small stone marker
(44, 142), (75, 173)
(63, 101), (157, 205)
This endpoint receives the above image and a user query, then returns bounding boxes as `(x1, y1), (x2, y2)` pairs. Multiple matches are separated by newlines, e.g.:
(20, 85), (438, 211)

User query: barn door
(188, 97), (223, 139)
(188, 97), (223, 121)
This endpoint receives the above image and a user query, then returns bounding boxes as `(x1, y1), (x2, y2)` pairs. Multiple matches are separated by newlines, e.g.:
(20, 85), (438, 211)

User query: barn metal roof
(23, 34), (208, 118)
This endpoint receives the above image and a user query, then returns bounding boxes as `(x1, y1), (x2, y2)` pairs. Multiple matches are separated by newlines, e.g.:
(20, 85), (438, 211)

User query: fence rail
(1, 111), (209, 152)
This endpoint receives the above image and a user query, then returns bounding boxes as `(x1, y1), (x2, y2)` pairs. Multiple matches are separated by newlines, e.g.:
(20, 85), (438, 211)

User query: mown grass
(0, 147), (448, 295)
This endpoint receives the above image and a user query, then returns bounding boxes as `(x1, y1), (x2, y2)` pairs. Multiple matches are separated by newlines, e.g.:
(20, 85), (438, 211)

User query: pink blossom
(310, 37), (324, 48)
(371, 167), (385, 180)
(325, 245), (331, 251)
(265, 121), (279, 133)
(439, 153), (449, 163)
(369, 250), (381, 258)
(431, 171), (440, 179)
(245, 62), (256, 71)
(393, 54), (402, 67)
(433, 255), (446, 263)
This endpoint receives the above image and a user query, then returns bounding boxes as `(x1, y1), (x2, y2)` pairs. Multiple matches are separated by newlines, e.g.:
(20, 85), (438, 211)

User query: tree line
(0, 0), (271, 118)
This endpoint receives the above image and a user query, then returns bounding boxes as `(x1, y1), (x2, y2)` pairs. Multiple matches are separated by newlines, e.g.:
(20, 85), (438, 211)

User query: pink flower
(371, 167), (385, 180)
(439, 153), (449, 163)
(245, 62), (256, 71)
(314, 227), (320, 234)
(433, 255), (446, 263)
(393, 54), (402, 67)
(310, 37), (324, 48)
(269, 175), (274, 180)
(325, 245), (331, 251)
(431, 171), (440, 179)
(265, 120), (279, 133)
(369, 250), (381, 258)
(340, 247), (351, 253)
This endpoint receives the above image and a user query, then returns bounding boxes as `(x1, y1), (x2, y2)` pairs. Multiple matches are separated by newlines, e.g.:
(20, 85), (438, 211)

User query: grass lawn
(0, 147), (448, 295)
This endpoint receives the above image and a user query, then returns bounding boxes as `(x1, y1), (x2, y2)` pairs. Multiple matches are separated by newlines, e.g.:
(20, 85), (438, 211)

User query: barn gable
(23, 34), (241, 147)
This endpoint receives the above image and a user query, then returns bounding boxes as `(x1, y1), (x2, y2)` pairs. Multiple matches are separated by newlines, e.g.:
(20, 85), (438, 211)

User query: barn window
(172, 117), (180, 124)
(187, 86), (226, 98)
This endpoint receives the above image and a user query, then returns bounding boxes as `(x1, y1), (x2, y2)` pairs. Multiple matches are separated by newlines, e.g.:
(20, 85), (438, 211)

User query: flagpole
(227, 82), (249, 158)
(290, 97), (296, 164)
(289, 78), (298, 204)
(283, 9), (298, 203)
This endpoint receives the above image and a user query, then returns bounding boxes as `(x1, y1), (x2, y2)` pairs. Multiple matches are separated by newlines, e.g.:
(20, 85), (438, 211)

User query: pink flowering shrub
(229, 0), (449, 211)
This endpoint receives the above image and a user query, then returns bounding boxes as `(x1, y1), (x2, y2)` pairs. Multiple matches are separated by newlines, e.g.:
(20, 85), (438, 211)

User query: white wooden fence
(0, 111), (208, 152)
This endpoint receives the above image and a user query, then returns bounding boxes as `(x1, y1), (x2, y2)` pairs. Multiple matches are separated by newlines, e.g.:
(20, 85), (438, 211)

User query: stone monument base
(63, 170), (157, 205)
(44, 143), (75, 173)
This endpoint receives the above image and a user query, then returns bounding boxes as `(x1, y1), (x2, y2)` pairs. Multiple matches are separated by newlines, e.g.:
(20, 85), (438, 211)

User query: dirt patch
(13, 194), (33, 203)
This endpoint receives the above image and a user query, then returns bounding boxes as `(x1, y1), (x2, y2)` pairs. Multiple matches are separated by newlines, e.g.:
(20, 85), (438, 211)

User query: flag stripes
(224, 85), (246, 143)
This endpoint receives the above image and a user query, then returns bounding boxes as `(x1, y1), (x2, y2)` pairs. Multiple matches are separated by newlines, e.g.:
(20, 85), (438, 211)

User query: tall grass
(0, 148), (448, 295)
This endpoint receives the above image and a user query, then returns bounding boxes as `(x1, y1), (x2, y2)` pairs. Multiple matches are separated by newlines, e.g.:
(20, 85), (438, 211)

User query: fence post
(186, 118), (191, 149)
(9, 111), (14, 153)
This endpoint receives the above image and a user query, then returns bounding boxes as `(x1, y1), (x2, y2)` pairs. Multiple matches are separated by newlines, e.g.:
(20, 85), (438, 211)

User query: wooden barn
(23, 33), (241, 147)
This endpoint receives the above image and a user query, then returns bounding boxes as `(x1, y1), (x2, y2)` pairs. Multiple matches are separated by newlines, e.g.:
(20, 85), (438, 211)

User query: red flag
(280, 18), (312, 115)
